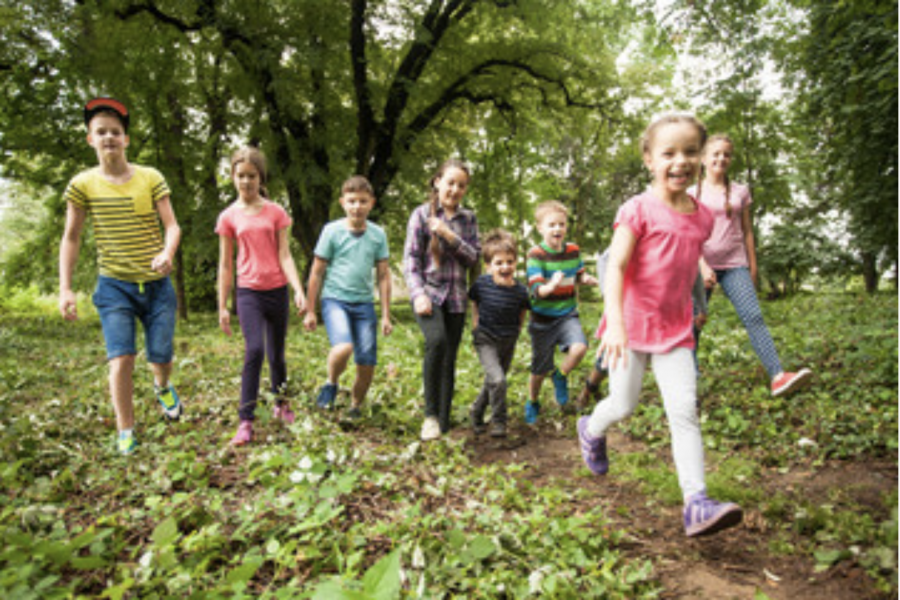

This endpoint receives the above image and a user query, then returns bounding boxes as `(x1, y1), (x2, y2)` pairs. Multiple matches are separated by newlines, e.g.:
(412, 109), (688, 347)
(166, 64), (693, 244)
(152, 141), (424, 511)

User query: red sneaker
(771, 369), (813, 397)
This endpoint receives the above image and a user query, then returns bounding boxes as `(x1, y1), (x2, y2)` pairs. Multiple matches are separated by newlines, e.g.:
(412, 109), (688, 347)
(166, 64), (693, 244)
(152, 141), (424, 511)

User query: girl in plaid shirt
(403, 159), (481, 440)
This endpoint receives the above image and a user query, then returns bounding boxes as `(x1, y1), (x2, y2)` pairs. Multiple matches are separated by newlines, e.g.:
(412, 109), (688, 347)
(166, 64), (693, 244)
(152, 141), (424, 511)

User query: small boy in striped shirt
(525, 201), (598, 424)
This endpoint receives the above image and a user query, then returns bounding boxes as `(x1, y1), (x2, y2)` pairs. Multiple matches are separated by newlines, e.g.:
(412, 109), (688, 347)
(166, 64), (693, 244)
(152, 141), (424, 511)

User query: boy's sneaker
(273, 403), (296, 424)
(420, 417), (441, 441)
(155, 385), (183, 421)
(490, 422), (507, 438)
(771, 369), (813, 397)
(577, 416), (608, 475)
(230, 420), (253, 446)
(524, 401), (541, 425)
(551, 369), (569, 406)
(117, 431), (137, 455)
(347, 406), (362, 421)
(316, 382), (338, 409)
(470, 407), (487, 435)
(683, 492), (743, 537)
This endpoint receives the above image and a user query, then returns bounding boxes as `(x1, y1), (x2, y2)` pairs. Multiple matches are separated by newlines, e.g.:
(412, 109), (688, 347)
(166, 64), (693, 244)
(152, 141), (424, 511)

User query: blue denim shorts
(92, 275), (177, 363)
(528, 310), (587, 375)
(321, 298), (378, 366)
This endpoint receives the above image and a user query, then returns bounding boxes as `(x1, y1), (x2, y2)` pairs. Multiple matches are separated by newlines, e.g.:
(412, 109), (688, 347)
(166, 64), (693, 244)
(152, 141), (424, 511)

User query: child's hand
(303, 311), (318, 332)
(381, 317), (393, 337)
(413, 295), (433, 316)
(581, 274), (600, 287)
(219, 309), (232, 336)
(150, 252), (174, 276)
(694, 313), (707, 330)
(427, 217), (454, 242)
(700, 263), (716, 289)
(294, 291), (307, 316)
(59, 291), (78, 321)
(599, 322), (628, 371)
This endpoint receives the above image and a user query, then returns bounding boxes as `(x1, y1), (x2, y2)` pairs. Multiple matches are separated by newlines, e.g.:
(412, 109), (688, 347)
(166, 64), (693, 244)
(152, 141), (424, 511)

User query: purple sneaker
(273, 403), (296, 424)
(230, 420), (253, 446)
(683, 492), (743, 537)
(577, 416), (608, 475)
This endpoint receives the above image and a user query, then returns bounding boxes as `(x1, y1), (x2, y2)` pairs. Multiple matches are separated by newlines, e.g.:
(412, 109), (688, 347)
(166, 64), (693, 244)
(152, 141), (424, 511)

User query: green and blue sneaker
(155, 384), (183, 421)
(117, 430), (137, 455)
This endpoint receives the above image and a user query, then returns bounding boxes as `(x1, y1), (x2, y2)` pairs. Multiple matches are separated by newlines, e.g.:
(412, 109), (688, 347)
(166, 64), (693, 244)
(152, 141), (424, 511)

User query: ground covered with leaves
(0, 291), (896, 598)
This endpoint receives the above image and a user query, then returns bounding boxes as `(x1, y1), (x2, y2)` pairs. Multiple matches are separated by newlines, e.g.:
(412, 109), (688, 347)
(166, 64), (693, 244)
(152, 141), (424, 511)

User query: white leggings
(587, 347), (705, 498)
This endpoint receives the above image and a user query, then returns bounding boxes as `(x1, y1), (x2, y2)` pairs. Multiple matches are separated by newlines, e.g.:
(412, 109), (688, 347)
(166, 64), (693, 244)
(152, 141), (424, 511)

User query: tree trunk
(861, 251), (879, 293)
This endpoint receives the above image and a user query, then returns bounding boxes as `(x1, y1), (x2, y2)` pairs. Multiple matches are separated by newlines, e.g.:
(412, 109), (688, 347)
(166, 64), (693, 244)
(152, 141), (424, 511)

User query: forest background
(0, 1), (897, 599)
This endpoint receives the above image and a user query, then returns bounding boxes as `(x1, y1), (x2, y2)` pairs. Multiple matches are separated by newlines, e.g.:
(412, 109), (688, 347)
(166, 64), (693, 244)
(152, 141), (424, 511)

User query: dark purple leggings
(236, 286), (289, 420)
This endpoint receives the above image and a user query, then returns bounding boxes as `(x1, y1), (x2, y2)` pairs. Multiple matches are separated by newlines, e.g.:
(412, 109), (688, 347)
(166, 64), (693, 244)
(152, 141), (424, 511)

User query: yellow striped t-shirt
(64, 165), (171, 282)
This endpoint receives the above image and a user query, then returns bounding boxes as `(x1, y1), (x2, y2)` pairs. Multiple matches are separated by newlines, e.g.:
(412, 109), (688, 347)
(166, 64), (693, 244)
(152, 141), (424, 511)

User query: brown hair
(342, 175), (375, 197)
(230, 146), (270, 199)
(427, 159), (471, 265)
(482, 229), (518, 264)
(696, 134), (734, 217)
(640, 112), (708, 156)
(534, 200), (568, 225)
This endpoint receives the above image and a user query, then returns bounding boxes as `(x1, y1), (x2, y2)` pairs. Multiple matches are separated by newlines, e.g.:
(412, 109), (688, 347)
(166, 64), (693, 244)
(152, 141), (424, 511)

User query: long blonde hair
(696, 134), (734, 217)
(230, 146), (270, 199)
(427, 159), (470, 265)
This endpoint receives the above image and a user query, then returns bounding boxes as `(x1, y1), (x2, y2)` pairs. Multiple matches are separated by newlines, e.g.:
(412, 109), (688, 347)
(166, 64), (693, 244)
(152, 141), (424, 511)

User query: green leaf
(226, 556), (264, 585)
(151, 516), (179, 548)
(464, 535), (496, 561)
(362, 549), (402, 600)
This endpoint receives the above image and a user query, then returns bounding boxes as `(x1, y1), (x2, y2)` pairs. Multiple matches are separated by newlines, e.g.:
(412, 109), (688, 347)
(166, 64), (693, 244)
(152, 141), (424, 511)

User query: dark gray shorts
(528, 311), (587, 375)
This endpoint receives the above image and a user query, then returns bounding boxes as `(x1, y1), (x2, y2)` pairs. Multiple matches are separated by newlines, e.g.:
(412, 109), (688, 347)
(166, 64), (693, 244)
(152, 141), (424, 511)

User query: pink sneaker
(273, 403), (296, 424)
(230, 420), (253, 446)
(771, 369), (812, 397)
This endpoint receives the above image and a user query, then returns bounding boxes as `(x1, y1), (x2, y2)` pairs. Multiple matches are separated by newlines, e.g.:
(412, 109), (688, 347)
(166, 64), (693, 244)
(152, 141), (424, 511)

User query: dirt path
(459, 423), (896, 599)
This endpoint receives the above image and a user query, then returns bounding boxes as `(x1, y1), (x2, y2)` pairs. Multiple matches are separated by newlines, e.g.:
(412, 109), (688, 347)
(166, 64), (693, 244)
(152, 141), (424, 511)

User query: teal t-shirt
(315, 220), (390, 303)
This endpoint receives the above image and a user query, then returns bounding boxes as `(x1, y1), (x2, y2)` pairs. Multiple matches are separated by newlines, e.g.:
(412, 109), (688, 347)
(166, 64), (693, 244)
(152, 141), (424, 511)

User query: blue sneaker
(577, 416), (608, 475)
(155, 385), (182, 421)
(316, 382), (338, 409)
(524, 401), (541, 425)
(551, 369), (569, 407)
(117, 431), (137, 455)
(683, 492), (743, 537)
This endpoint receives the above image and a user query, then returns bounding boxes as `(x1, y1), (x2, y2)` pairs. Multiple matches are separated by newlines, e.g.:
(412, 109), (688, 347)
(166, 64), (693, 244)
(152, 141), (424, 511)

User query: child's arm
(691, 271), (708, 330)
(58, 203), (86, 321)
(741, 204), (758, 287)
(427, 216), (480, 268)
(376, 259), (393, 337)
(304, 257), (328, 331)
(470, 301), (480, 330)
(598, 225), (637, 370)
(277, 227), (307, 315)
(699, 256), (716, 289)
(217, 235), (235, 335)
(150, 196), (181, 276)
(403, 208), (432, 316)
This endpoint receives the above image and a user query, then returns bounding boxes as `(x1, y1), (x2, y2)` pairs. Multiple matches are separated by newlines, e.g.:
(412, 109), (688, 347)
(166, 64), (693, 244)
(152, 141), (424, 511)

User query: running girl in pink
(216, 147), (307, 446)
(577, 114), (743, 537)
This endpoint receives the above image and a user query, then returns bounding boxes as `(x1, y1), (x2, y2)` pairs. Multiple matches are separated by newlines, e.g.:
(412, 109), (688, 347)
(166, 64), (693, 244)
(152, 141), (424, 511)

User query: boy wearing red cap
(59, 98), (184, 455)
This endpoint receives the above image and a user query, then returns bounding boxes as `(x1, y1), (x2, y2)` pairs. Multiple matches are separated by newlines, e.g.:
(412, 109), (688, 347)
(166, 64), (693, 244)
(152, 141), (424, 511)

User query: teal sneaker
(117, 431), (137, 455)
(551, 368), (569, 407)
(524, 401), (541, 425)
(155, 385), (183, 421)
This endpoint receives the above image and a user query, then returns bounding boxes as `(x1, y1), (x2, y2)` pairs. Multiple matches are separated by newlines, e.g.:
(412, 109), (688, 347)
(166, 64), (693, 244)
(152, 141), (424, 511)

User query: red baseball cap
(84, 97), (130, 131)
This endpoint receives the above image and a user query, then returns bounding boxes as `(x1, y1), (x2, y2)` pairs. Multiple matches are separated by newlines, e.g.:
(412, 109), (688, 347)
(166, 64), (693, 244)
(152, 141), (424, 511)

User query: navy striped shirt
(468, 274), (530, 339)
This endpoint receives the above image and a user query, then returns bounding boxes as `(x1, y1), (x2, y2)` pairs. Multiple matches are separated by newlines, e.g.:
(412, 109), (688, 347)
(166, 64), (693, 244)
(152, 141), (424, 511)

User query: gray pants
(471, 329), (519, 426)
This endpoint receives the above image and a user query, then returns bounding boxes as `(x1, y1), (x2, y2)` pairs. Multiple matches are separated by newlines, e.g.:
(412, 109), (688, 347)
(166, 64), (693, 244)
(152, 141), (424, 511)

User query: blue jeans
(92, 275), (177, 363)
(321, 298), (378, 366)
(698, 267), (782, 378)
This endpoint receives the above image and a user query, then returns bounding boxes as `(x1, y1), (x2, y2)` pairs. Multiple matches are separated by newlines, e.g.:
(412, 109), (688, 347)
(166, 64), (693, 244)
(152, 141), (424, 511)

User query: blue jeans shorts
(528, 310), (587, 375)
(321, 298), (378, 366)
(92, 275), (177, 363)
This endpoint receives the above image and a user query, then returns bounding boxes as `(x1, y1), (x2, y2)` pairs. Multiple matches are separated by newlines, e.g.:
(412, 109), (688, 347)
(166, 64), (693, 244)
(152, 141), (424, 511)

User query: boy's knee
(569, 343), (587, 359)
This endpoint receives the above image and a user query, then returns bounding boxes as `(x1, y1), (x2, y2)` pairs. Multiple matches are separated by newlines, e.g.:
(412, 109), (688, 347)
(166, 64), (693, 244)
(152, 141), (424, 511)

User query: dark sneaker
(683, 492), (743, 537)
(347, 406), (362, 421)
(551, 369), (569, 406)
(316, 382), (338, 409)
(577, 416), (608, 475)
(155, 385), (182, 421)
(230, 420), (253, 446)
(117, 431), (137, 455)
(489, 422), (507, 438)
(771, 369), (813, 397)
(524, 401), (541, 425)
(470, 406), (487, 435)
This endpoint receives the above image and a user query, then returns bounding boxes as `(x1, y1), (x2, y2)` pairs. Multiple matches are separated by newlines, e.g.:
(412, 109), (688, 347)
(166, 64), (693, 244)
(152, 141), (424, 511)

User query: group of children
(60, 98), (813, 538)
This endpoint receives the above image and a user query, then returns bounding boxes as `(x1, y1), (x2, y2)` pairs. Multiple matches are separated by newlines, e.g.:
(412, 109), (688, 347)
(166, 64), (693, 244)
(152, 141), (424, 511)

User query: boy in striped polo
(59, 98), (183, 455)
(525, 201), (598, 424)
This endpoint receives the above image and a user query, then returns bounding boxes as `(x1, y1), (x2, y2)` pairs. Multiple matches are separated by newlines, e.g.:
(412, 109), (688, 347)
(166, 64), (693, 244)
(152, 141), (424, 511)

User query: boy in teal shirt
(304, 176), (392, 419)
